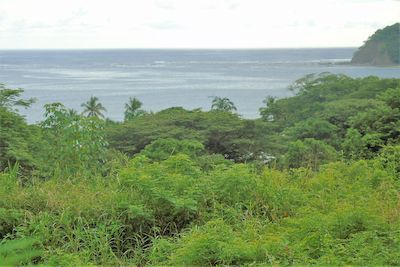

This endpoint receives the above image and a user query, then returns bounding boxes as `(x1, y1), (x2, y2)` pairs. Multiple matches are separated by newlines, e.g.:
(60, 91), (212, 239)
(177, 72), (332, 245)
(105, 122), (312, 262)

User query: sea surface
(1, 48), (399, 123)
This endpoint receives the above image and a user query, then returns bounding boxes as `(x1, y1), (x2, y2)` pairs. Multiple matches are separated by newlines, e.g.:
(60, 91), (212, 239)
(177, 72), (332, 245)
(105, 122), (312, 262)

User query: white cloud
(0, 0), (398, 48)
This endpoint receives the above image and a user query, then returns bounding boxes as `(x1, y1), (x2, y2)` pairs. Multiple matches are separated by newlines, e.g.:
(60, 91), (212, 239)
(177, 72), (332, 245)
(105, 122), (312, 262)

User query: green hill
(351, 23), (400, 65)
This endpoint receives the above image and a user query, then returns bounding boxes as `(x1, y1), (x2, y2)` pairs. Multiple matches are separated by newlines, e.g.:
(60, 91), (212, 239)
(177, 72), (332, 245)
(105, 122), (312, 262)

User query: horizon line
(0, 46), (358, 51)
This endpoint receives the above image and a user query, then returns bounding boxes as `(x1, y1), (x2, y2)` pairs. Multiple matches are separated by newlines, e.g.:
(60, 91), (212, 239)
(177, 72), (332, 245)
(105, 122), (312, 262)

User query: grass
(0, 153), (399, 266)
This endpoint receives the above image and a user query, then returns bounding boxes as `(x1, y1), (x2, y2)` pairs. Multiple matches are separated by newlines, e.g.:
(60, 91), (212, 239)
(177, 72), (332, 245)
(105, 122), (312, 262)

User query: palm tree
(211, 97), (237, 113)
(124, 97), (145, 121)
(68, 108), (78, 117)
(81, 96), (106, 118)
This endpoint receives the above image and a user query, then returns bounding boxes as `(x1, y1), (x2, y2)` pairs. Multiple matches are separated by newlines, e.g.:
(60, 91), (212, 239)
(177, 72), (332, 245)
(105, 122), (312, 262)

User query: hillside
(351, 23), (400, 65)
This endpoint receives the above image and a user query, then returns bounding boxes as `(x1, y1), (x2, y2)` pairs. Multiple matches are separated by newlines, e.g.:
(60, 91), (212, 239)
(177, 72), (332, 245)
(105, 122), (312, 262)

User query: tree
(124, 97), (146, 121)
(81, 96), (106, 118)
(378, 145), (400, 178)
(259, 96), (276, 121)
(107, 107), (260, 161)
(211, 97), (237, 113)
(139, 138), (204, 161)
(377, 87), (400, 109)
(285, 118), (339, 146)
(41, 103), (108, 176)
(0, 85), (35, 111)
(0, 108), (39, 171)
(68, 108), (78, 117)
(283, 138), (338, 170)
(349, 103), (400, 152)
(342, 128), (368, 159)
(0, 86), (38, 172)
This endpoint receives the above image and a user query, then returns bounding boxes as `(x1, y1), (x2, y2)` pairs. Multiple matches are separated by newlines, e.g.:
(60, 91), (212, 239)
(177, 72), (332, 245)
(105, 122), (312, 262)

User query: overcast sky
(0, 0), (398, 49)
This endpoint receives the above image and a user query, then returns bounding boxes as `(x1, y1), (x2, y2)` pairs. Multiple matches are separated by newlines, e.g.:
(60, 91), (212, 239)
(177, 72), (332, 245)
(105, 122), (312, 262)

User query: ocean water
(1, 48), (399, 123)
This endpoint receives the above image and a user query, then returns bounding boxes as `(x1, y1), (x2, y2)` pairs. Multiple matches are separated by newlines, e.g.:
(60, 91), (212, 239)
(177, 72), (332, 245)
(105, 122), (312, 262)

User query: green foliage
(0, 208), (25, 239)
(342, 128), (368, 159)
(260, 73), (400, 125)
(40, 103), (108, 177)
(139, 138), (204, 161)
(0, 151), (399, 265)
(0, 74), (399, 265)
(378, 87), (400, 109)
(259, 73), (400, 165)
(0, 86), (40, 173)
(120, 154), (202, 231)
(81, 96), (107, 118)
(349, 101), (400, 151)
(0, 238), (43, 265)
(321, 98), (381, 133)
(378, 145), (400, 179)
(285, 118), (339, 145)
(107, 107), (266, 162)
(283, 138), (338, 170)
(211, 96), (237, 112)
(0, 108), (34, 171)
(259, 96), (276, 121)
(0, 85), (35, 111)
(106, 73), (396, 169)
(124, 97), (146, 121)
(170, 219), (257, 266)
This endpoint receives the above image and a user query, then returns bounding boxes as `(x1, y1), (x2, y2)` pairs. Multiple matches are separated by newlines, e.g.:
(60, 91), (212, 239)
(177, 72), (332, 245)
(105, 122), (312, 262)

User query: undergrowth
(1, 151), (399, 266)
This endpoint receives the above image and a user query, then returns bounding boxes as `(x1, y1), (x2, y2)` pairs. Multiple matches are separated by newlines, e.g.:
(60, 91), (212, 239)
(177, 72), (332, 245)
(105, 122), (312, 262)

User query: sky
(0, 0), (398, 49)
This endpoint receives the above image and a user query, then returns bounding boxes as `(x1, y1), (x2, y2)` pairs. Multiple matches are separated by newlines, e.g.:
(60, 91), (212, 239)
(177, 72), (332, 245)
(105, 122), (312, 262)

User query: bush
(170, 220), (256, 266)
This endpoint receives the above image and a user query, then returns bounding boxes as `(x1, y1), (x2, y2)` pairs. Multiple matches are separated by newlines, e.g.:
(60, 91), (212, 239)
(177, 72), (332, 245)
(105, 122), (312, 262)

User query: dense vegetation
(352, 23), (400, 65)
(1, 73), (400, 266)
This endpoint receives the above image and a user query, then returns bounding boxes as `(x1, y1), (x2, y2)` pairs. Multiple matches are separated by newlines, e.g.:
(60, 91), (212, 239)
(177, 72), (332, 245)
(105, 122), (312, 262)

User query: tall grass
(0, 153), (399, 265)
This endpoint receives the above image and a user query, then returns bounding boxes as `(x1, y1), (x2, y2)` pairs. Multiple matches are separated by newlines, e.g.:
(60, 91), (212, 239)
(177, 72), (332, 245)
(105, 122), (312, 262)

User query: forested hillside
(1, 73), (400, 265)
(352, 23), (400, 65)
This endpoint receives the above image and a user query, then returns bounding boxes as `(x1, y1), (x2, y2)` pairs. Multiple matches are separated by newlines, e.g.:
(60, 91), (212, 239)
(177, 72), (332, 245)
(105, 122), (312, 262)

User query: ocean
(1, 48), (399, 123)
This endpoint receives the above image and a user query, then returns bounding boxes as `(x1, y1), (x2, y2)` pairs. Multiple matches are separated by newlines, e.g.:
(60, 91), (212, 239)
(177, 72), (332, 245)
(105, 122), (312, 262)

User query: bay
(1, 48), (399, 123)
